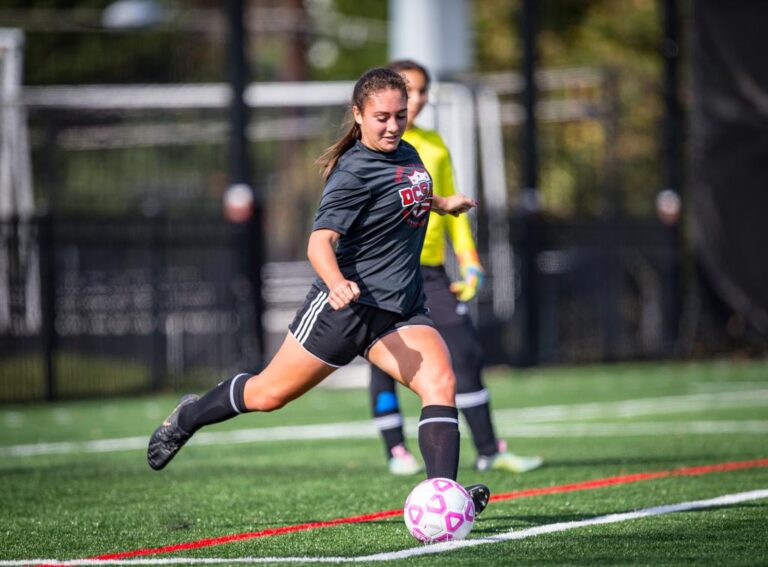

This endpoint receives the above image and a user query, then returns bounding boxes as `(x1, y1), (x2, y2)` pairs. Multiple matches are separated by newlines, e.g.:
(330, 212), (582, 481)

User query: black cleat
(467, 483), (491, 515)
(147, 394), (199, 470)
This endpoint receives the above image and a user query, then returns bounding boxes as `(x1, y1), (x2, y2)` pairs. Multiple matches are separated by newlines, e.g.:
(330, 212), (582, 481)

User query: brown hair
(386, 59), (432, 88)
(316, 67), (407, 180)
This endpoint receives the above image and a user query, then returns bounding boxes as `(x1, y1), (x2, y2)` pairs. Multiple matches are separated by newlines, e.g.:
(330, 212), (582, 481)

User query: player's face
(402, 69), (429, 128)
(353, 88), (408, 153)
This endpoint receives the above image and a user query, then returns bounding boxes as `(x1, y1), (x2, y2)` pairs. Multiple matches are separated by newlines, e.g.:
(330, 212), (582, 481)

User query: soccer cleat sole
(147, 394), (198, 471)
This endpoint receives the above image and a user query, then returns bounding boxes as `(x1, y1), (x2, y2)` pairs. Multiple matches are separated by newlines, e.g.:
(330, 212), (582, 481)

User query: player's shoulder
(327, 143), (366, 177)
(398, 138), (420, 158)
(325, 164), (364, 192)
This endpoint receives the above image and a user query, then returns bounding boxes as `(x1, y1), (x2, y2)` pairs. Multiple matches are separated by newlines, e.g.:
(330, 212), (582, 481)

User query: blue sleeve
(312, 170), (370, 235)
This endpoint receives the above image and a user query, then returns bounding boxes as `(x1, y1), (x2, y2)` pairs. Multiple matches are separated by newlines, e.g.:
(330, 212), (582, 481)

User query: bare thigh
(243, 333), (336, 411)
(366, 325), (455, 407)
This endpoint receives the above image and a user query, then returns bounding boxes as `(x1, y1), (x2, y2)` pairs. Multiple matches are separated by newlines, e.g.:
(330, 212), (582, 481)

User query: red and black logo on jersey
(397, 167), (433, 227)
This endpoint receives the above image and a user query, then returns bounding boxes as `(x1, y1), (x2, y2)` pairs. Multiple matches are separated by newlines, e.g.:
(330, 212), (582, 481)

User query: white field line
(4, 420), (768, 458)
(0, 420), (768, 457)
(2, 388), (768, 458)
(491, 388), (768, 423)
(492, 420), (768, 437)
(3, 488), (767, 565)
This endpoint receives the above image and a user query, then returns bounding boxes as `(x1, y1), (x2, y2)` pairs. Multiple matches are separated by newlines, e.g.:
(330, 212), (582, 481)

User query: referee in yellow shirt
(369, 60), (543, 475)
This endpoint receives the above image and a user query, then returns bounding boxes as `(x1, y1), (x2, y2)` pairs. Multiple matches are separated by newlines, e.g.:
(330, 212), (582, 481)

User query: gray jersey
(312, 140), (433, 314)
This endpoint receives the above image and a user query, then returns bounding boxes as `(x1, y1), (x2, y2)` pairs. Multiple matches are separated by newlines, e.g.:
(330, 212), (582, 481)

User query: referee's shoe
(147, 394), (199, 470)
(466, 483), (491, 515)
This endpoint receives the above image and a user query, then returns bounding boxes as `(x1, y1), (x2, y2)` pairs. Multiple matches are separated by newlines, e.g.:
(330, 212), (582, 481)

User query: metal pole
(227, 0), (264, 370)
(660, 0), (682, 353)
(521, 0), (538, 198)
(228, 0), (250, 188)
(39, 214), (56, 400)
(662, 0), (681, 195)
(519, 0), (540, 366)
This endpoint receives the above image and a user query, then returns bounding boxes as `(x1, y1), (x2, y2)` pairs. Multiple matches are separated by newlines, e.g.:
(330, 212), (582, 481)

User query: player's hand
(327, 279), (361, 310)
(432, 194), (477, 216)
(450, 263), (485, 302)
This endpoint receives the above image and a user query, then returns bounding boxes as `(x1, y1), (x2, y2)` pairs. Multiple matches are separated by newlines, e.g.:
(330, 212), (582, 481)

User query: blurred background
(1, 0), (766, 402)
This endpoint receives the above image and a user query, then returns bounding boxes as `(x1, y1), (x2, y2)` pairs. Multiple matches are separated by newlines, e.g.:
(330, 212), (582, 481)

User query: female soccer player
(147, 67), (490, 513)
(370, 60), (543, 476)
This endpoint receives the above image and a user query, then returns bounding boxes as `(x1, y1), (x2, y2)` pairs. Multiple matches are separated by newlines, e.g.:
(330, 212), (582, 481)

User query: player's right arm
(310, 170), (368, 310)
(307, 229), (360, 310)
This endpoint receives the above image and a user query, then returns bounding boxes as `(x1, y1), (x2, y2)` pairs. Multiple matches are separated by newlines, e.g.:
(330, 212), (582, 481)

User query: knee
(418, 367), (456, 405)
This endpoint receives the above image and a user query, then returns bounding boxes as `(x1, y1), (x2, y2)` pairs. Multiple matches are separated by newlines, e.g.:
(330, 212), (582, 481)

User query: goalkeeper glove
(450, 263), (485, 303)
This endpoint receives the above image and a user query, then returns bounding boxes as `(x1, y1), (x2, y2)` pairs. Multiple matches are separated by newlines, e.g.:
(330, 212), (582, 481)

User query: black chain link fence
(1, 211), (684, 402)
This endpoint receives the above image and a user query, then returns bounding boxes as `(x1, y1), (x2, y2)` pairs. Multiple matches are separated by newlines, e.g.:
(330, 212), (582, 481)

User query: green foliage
(13, 0), (683, 219)
(475, 0), (676, 218)
(302, 0), (388, 81)
(13, 0), (224, 85)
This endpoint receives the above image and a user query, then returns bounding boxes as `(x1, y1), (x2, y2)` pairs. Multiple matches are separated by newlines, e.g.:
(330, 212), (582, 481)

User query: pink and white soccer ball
(403, 478), (475, 543)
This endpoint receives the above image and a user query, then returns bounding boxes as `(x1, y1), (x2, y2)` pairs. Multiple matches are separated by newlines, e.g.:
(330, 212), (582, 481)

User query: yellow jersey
(403, 127), (478, 267)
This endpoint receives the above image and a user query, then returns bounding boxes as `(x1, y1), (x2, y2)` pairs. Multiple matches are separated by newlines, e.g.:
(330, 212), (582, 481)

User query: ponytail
(316, 121), (360, 181)
(316, 67), (407, 181)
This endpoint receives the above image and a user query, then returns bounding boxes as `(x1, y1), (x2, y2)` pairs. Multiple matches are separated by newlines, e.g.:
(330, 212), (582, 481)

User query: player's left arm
(430, 147), (476, 216)
(431, 194), (477, 216)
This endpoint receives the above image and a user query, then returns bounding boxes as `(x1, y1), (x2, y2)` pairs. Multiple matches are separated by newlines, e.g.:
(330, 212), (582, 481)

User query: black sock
(456, 389), (498, 457)
(418, 405), (460, 480)
(370, 366), (407, 458)
(178, 373), (250, 434)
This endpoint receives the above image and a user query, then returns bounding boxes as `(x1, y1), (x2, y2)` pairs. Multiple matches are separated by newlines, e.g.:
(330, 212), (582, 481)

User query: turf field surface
(1, 359), (767, 565)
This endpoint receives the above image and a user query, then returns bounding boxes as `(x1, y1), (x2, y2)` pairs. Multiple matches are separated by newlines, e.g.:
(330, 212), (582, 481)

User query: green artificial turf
(1, 359), (767, 565)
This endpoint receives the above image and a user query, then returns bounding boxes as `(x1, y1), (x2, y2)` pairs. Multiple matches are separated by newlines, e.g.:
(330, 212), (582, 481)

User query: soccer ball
(403, 477), (475, 543)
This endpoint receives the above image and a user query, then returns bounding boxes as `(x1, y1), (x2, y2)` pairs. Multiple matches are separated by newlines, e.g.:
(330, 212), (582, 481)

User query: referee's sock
(418, 405), (460, 480)
(178, 373), (251, 434)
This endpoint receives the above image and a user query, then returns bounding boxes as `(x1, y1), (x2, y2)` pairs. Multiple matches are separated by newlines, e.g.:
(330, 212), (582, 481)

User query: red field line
(490, 458), (768, 502)
(59, 457), (767, 564)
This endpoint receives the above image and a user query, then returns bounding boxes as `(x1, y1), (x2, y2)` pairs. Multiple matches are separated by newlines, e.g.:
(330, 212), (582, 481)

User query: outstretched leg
(147, 334), (335, 470)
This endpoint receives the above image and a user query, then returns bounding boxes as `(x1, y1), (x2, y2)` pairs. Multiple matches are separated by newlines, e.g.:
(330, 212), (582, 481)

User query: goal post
(0, 28), (38, 335)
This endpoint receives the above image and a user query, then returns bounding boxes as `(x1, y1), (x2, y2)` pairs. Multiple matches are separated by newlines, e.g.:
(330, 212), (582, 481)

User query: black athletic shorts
(288, 285), (434, 367)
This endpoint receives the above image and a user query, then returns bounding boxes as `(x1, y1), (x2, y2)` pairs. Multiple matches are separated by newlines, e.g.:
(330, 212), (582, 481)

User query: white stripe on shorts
(455, 388), (490, 409)
(417, 417), (459, 428)
(294, 291), (328, 344)
(374, 413), (404, 431)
